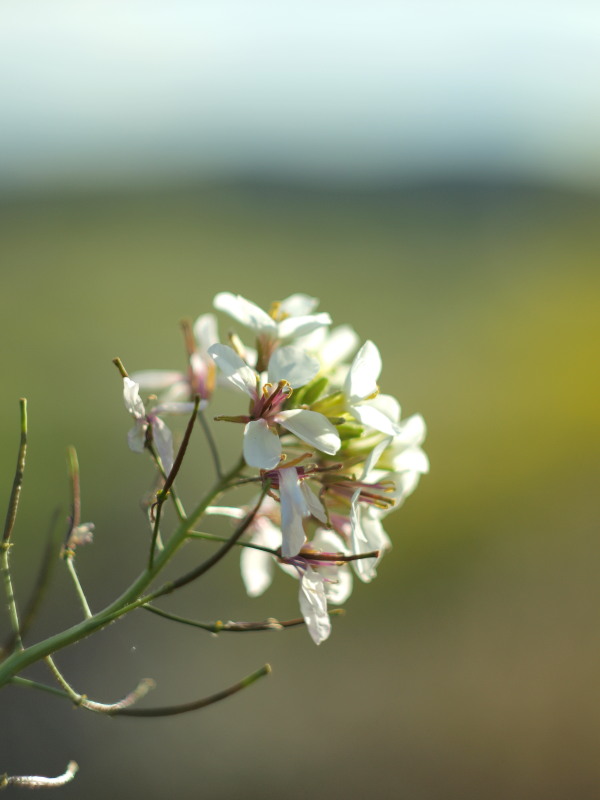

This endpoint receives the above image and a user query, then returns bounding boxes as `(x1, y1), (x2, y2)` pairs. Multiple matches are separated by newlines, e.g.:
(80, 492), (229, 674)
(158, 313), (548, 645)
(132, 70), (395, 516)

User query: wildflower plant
(0, 292), (428, 790)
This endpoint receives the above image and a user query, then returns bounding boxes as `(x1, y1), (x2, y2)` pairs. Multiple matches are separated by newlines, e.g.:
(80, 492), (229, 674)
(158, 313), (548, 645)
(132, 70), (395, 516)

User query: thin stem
(147, 442), (187, 522)
(186, 530), (380, 564)
(1, 543), (22, 652)
(1, 509), (61, 655)
(66, 445), (81, 533)
(149, 397), (200, 567)
(9, 675), (75, 701)
(44, 655), (155, 713)
(0, 399), (28, 652)
(197, 407), (223, 478)
(143, 603), (336, 632)
(0, 761), (78, 790)
(112, 663), (271, 717)
(63, 556), (92, 619)
(186, 529), (279, 555)
(2, 399), (27, 544)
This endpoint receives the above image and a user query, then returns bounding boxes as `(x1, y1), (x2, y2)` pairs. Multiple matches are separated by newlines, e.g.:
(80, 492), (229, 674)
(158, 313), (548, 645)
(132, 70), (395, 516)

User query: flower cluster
(121, 292), (428, 644)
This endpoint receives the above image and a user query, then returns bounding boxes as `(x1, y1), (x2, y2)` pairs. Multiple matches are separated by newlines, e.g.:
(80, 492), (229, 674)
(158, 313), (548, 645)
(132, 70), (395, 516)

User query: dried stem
(0, 761), (78, 790)
(112, 663), (271, 717)
(143, 604), (309, 632)
(44, 655), (155, 713)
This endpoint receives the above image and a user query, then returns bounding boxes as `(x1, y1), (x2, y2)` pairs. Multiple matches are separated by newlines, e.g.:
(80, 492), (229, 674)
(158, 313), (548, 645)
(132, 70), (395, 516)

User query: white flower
(343, 341), (401, 436)
(295, 324), (360, 377)
(208, 343), (341, 469)
(348, 417), (429, 582)
(130, 313), (219, 403)
(122, 377), (195, 474)
(213, 292), (331, 343)
(240, 516), (352, 645)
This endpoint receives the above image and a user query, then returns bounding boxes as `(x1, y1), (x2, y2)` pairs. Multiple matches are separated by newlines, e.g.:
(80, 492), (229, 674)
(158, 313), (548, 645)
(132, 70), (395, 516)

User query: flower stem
(63, 555), (93, 619)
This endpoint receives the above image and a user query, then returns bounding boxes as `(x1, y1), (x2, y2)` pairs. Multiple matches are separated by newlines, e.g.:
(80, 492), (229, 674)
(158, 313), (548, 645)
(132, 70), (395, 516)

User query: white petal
(393, 413), (427, 448)
(361, 436), (394, 480)
(344, 340), (382, 403)
(241, 546), (274, 597)
(152, 417), (174, 474)
(350, 489), (368, 544)
(127, 422), (146, 453)
(240, 521), (281, 597)
(278, 313), (331, 340)
(369, 393), (401, 424)
(350, 403), (400, 436)
(208, 343), (258, 397)
(393, 447), (430, 474)
(267, 346), (319, 388)
(319, 325), (360, 369)
(300, 483), (327, 524)
(279, 293), (319, 317)
(152, 402), (197, 416)
(204, 505), (247, 519)
(193, 313), (219, 353)
(279, 467), (307, 557)
(312, 528), (347, 553)
(213, 292), (276, 334)
(157, 380), (191, 403)
(243, 420), (282, 469)
(123, 377), (145, 418)
(276, 409), (341, 455)
(391, 470), (423, 506)
(362, 509), (392, 553)
(130, 370), (186, 390)
(351, 508), (391, 583)
(298, 568), (331, 645)
(324, 565), (353, 605)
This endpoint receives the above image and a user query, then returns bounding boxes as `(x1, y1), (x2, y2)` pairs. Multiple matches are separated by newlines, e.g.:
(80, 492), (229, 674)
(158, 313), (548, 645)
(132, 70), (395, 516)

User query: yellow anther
(268, 301), (290, 322)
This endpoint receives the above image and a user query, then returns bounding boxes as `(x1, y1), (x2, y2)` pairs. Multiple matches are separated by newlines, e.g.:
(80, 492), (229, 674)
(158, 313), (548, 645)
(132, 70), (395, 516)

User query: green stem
(1, 544), (22, 651)
(10, 675), (73, 701)
(0, 456), (245, 688)
(2, 399), (28, 544)
(63, 556), (92, 619)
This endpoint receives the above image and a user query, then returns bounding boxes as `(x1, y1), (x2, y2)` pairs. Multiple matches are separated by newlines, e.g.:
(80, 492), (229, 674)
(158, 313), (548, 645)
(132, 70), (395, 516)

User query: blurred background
(1, 1), (599, 798)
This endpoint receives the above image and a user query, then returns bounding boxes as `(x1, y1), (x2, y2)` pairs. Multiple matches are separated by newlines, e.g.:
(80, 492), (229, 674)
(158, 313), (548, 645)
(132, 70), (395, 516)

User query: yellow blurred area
(1, 183), (599, 799)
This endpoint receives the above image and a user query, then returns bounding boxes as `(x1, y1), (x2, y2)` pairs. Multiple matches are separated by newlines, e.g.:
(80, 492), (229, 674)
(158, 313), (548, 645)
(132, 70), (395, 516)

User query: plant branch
(197, 407), (223, 478)
(143, 604), (317, 632)
(149, 396), (200, 567)
(0, 761), (78, 790)
(44, 655), (155, 713)
(2, 399), (27, 544)
(0, 456), (246, 687)
(63, 556), (93, 619)
(111, 663), (271, 717)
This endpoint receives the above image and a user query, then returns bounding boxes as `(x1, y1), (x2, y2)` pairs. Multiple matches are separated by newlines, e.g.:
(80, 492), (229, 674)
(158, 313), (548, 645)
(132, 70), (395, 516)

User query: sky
(1, 0), (600, 190)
